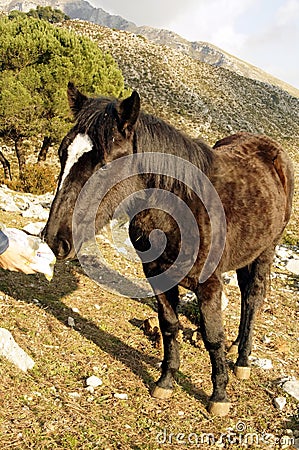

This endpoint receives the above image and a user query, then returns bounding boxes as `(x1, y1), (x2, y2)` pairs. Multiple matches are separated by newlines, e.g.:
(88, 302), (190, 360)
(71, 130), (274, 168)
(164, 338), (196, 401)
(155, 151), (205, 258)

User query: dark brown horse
(43, 83), (294, 416)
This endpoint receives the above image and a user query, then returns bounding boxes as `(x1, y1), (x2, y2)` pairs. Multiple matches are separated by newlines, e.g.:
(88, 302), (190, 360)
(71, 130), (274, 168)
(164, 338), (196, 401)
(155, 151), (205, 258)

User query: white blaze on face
(59, 134), (93, 191)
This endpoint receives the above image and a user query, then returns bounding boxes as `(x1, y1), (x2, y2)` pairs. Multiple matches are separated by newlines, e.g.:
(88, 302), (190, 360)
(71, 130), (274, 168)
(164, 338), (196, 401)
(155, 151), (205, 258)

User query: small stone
(222, 271), (238, 286)
(251, 357), (273, 370)
(86, 375), (103, 388)
(285, 429), (294, 436)
(67, 317), (75, 327)
(273, 396), (286, 410)
(262, 335), (271, 344)
(71, 307), (79, 313)
(114, 393), (128, 400)
(68, 392), (81, 399)
(85, 386), (95, 394)
(22, 204), (49, 220)
(22, 222), (46, 236)
(221, 291), (229, 311)
(178, 411), (184, 416)
(275, 246), (291, 261)
(282, 380), (299, 401)
(286, 259), (299, 275)
(0, 328), (35, 372)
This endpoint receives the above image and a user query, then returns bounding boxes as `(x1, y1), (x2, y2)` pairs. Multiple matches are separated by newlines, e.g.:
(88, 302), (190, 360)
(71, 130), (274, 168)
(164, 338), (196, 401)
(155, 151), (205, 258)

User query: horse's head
(43, 82), (140, 259)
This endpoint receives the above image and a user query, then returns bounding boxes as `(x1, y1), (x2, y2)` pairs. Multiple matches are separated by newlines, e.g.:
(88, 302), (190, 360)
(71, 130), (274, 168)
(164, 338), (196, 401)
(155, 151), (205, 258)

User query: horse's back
(211, 133), (294, 270)
(213, 132), (294, 221)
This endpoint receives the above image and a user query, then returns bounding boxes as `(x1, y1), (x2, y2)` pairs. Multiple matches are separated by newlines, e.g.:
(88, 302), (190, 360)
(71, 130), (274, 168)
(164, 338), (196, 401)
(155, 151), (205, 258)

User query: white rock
(251, 357), (273, 370)
(86, 375), (103, 388)
(68, 392), (81, 399)
(273, 396), (287, 410)
(275, 246), (292, 261)
(262, 335), (271, 344)
(85, 386), (95, 394)
(114, 393), (128, 400)
(22, 222), (46, 236)
(0, 193), (20, 212)
(22, 204), (49, 220)
(286, 259), (299, 275)
(222, 272), (238, 286)
(67, 317), (75, 327)
(282, 380), (299, 401)
(221, 291), (229, 311)
(117, 246), (128, 255)
(0, 328), (35, 372)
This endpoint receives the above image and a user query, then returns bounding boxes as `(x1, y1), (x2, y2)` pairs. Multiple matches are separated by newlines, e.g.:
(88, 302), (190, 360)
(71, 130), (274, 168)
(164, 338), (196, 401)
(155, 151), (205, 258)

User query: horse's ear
(67, 82), (88, 118)
(118, 91), (140, 134)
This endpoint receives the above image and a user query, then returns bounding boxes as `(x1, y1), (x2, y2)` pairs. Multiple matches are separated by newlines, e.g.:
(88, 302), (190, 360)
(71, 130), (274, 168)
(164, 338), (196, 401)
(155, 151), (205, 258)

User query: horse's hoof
(227, 344), (239, 356)
(208, 401), (231, 416)
(151, 386), (173, 400)
(234, 366), (251, 380)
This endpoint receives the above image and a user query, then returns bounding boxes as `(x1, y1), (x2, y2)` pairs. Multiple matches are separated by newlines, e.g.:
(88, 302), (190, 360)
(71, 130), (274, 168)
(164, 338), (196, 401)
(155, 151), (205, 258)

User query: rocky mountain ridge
(61, 20), (299, 148)
(1, 0), (298, 99)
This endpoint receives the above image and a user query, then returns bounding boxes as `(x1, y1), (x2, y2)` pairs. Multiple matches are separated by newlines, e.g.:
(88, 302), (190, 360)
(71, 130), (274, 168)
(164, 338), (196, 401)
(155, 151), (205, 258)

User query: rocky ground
(0, 185), (298, 449)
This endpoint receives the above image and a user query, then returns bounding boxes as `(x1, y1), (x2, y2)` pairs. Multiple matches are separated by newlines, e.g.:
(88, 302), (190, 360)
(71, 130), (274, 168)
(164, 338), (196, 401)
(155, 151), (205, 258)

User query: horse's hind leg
(150, 285), (180, 399)
(227, 266), (251, 357)
(234, 248), (274, 379)
(196, 275), (231, 416)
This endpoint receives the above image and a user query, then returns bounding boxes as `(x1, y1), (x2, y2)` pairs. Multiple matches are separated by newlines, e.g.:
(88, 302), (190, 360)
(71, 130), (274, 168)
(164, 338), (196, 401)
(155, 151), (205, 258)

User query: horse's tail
(272, 148), (294, 223)
(213, 133), (294, 224)
(257, 136), (295, 223)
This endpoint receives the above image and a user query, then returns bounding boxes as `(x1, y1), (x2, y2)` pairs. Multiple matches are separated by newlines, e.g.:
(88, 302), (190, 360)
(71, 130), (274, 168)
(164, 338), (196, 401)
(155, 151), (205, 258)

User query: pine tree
(0, 15), (125, 175)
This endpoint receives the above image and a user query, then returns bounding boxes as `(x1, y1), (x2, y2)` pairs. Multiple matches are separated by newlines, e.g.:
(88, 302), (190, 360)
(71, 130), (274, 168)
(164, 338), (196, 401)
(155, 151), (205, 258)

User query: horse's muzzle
(42, 226), (74, 260)
(56, 237), (72, 260)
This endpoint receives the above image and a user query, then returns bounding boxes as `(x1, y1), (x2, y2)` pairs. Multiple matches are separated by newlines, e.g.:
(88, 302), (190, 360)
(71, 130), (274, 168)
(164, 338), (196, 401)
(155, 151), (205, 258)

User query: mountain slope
(136, 27), (299, 99)
(62, 20), (299, 150)
(1, 0), (298, 98)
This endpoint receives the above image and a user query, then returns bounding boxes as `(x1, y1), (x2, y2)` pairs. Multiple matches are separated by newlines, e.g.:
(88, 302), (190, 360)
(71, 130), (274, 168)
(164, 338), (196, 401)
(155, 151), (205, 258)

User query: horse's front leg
(196, 275), (231, 416)
(150, 285), (180, 399)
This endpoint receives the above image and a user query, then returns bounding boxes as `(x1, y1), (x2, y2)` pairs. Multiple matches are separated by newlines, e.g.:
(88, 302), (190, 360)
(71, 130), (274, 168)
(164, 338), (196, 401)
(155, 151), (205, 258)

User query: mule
(43, 83), (294, 416)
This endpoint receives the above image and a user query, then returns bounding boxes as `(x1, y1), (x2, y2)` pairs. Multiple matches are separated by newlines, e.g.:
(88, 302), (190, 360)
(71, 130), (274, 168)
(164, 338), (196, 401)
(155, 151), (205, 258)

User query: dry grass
(0, 208), (298, 450)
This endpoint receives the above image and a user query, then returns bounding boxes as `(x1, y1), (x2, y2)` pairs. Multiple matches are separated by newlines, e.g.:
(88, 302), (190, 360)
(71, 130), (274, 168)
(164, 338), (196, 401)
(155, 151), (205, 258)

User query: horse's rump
(214, 132), (294, 222)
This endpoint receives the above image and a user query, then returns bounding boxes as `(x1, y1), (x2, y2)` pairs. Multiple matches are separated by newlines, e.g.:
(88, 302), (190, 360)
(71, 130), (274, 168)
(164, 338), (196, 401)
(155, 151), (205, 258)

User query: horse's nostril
(57, 238), (71, 259)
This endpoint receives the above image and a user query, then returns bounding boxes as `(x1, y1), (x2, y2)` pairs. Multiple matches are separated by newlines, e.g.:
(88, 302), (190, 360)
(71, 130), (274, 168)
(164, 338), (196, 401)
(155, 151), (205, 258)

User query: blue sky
(89, 0), (299, 90)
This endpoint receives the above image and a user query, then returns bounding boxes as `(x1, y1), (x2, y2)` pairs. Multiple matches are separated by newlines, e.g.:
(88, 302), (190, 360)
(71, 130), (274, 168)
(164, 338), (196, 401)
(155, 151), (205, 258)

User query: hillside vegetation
(62, 20), (299, 150)
(0, 14), (124, 178)
(0, 16), (298, 450)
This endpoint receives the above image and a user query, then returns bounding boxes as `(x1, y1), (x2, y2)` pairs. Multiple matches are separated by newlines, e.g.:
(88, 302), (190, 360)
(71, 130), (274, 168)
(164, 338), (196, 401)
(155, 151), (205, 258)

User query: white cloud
(239, 1), (299, 88)
(276, 0), (299, 26)
(89, 0), (299, 89)
(89, 0), (199, 27)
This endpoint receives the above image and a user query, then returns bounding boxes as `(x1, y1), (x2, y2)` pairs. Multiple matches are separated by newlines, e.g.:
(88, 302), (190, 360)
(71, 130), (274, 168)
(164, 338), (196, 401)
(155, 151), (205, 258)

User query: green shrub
(1, 163), (58, 195)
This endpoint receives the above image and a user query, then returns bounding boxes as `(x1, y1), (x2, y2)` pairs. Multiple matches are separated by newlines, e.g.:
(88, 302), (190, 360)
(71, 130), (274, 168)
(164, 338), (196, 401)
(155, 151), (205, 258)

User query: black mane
(73, 96), (214, 197)
(136, 112), (214, 196)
